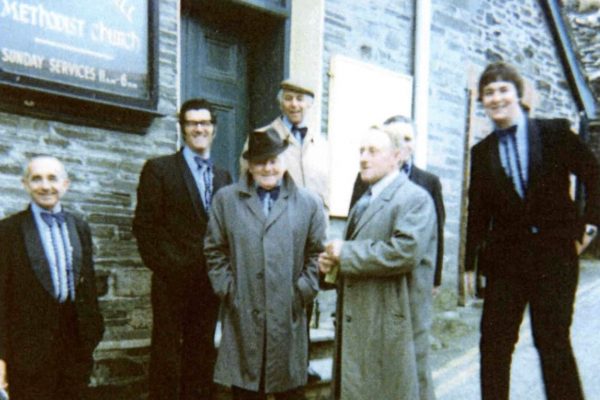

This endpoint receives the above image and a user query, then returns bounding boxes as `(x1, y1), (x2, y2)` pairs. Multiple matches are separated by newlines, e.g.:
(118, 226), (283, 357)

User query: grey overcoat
(334, 173), (437, 400)
(205, 173), (326, 393)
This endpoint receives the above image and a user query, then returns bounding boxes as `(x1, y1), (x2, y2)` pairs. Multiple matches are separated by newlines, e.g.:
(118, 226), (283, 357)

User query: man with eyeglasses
(133, 99), (232, 400)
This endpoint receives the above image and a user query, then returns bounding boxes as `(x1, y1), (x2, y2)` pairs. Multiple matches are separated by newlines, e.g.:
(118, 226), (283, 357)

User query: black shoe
(307, 365), (322, 383)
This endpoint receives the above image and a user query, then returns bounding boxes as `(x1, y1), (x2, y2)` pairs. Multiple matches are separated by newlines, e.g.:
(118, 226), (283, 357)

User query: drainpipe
(413, 0), (432, 168)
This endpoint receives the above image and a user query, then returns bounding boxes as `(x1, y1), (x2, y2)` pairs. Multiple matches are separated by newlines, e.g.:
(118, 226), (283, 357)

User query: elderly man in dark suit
(133, 99), (232, 400)
(0, 156), (104, 400)
(465, 61), (600, 400)
(350, 115), (445, 289)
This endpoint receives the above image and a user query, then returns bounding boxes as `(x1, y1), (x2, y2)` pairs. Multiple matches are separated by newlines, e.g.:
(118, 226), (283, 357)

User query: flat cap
(280, 78), (314, 97)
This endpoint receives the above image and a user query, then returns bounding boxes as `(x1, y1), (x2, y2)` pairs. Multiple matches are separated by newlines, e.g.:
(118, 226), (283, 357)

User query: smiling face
(22, 157), (70, 210)
(182, 109), (216, 155)
(248, 155), (286, 190)
(359, 128), (402, 185)
(481, 80), (522, 128)
(280, 90), (312, 125)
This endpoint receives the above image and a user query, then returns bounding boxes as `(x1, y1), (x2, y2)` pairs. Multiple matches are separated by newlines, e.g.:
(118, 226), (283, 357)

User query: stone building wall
(0, 0), (179, 397)
(320, 0), (581, 288)
(0, 0), (593, 397)
(565, 1), (600, 102)
(426, 0), (580, 286)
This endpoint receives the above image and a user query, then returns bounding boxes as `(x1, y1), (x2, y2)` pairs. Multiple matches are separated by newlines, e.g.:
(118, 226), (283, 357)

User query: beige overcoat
(240, 116), (330, 211)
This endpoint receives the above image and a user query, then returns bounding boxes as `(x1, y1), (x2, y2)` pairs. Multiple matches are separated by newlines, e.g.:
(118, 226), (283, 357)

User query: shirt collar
(493, 108), (526, 136)
(183, 146), (210, 170)
(282, 115), (307, 132)
(370, 169), (400, 201)
(31, 202), (62, 215)
(31, 202), (63, 229)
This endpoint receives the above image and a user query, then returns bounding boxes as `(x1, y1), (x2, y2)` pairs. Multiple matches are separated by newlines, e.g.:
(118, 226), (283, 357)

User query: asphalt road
(432, 260), (600, 400)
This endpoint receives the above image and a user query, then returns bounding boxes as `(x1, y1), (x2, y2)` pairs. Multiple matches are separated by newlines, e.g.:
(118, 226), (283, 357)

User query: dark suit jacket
(350, 165), (446, 286)
(0, 208), (104, 376)
(465, 118), (600, 275)
(132, 150), (232, 291)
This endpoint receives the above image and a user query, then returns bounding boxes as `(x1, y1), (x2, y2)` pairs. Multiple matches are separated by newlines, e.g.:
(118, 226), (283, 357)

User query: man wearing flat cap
(206, 128), (327, 400)
(240, 79), (330, 211)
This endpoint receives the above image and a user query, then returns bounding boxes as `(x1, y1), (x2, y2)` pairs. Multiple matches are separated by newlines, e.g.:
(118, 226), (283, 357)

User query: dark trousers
(480, 241), (584, 400)
(231, 386), (305, 400)
(149, 277), (219, 400)
(9, 302), (93, 400)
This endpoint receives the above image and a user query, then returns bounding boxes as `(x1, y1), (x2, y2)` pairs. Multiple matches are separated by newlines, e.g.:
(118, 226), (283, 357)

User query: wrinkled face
(22, 158), (70, 210)
(280, 90), (311, 125)
(481, 80), (522, 128)
(182, 109), (216, 154)
(248, 155), (286, 190)
(359, 129), (401, 184)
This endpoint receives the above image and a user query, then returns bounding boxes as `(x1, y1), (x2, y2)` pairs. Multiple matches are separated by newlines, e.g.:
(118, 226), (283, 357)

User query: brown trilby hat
(242, 128), (290, 161)
(280, 79), (314, 97)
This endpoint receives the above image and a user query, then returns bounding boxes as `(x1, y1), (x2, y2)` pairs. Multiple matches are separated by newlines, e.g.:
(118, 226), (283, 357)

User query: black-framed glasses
(184, 120), (213, 128)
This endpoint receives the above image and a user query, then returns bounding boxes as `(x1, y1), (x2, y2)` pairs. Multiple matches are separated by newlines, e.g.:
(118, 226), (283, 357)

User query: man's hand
(319, 240), (344, 284)
(0, 359), (7, 391)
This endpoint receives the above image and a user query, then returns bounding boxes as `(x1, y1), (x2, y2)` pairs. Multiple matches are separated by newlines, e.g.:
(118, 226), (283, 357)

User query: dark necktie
(495, 125), (526, 197)
(291, 125), (308, 143)
(40, 211), (66, 226)
(347, 188), (371, 238)
(401, 162), (410, 175)
(194, 156), (213, 207)
(40, 211), (73, 301)
(257, 186), (280, 216)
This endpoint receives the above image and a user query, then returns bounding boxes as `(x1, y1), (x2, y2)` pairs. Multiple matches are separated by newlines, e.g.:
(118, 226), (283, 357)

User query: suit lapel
(265, 177), (292, 230)
(525, 118), (543, 198)
(177, 151), (207, 221)
(65, 213), (83, 284)
(21, 209), (56, 297)
(487, 134), (523, 205)
(239, 179), (268, 224)
(347, 175), (405, 239)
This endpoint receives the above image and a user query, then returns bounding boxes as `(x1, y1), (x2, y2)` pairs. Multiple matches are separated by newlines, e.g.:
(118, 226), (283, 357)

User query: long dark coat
(205, 173), (326, 393)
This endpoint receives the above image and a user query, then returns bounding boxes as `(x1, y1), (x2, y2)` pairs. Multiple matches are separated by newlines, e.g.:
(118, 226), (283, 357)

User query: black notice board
(0, 0), (160, 132)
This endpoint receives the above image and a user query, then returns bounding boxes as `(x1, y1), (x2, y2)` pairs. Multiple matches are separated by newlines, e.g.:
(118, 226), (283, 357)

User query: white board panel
(327, 55), (413, 217)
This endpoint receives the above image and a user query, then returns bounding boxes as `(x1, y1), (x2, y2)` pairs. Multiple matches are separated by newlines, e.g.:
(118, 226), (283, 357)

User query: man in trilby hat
(205, 128), (326, 400)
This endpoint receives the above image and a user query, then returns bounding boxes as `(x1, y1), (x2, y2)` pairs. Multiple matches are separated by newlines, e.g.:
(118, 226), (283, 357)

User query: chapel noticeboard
(0, 0), (160, 131)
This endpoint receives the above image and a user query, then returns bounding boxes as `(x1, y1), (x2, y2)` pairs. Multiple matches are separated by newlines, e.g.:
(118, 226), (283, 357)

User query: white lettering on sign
(1, 48), (45, 69)
(113, 0), (134, 23)
(49, 57), (96, 81)
(1, 0), (85, 37)
(91, 21), (140, 52)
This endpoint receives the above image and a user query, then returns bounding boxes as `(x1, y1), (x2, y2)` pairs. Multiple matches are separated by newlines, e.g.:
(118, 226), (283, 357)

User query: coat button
(252, 309), (260, 316)
(256, 272), (264, 279)
(345, 315), (352, 323)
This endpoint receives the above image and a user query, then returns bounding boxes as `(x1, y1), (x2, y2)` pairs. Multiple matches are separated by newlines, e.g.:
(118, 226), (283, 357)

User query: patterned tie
(496, 125), (526, 197)
(194, 156), (213, 207)
(257, 186), (280, 216)
(347, 188), (371, 238)
(291, 125), (308, 143)
(40, 211), (73, 301)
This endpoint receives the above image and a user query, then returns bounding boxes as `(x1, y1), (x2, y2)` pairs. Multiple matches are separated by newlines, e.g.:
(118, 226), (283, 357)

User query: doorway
(181, 0), (288, 178)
